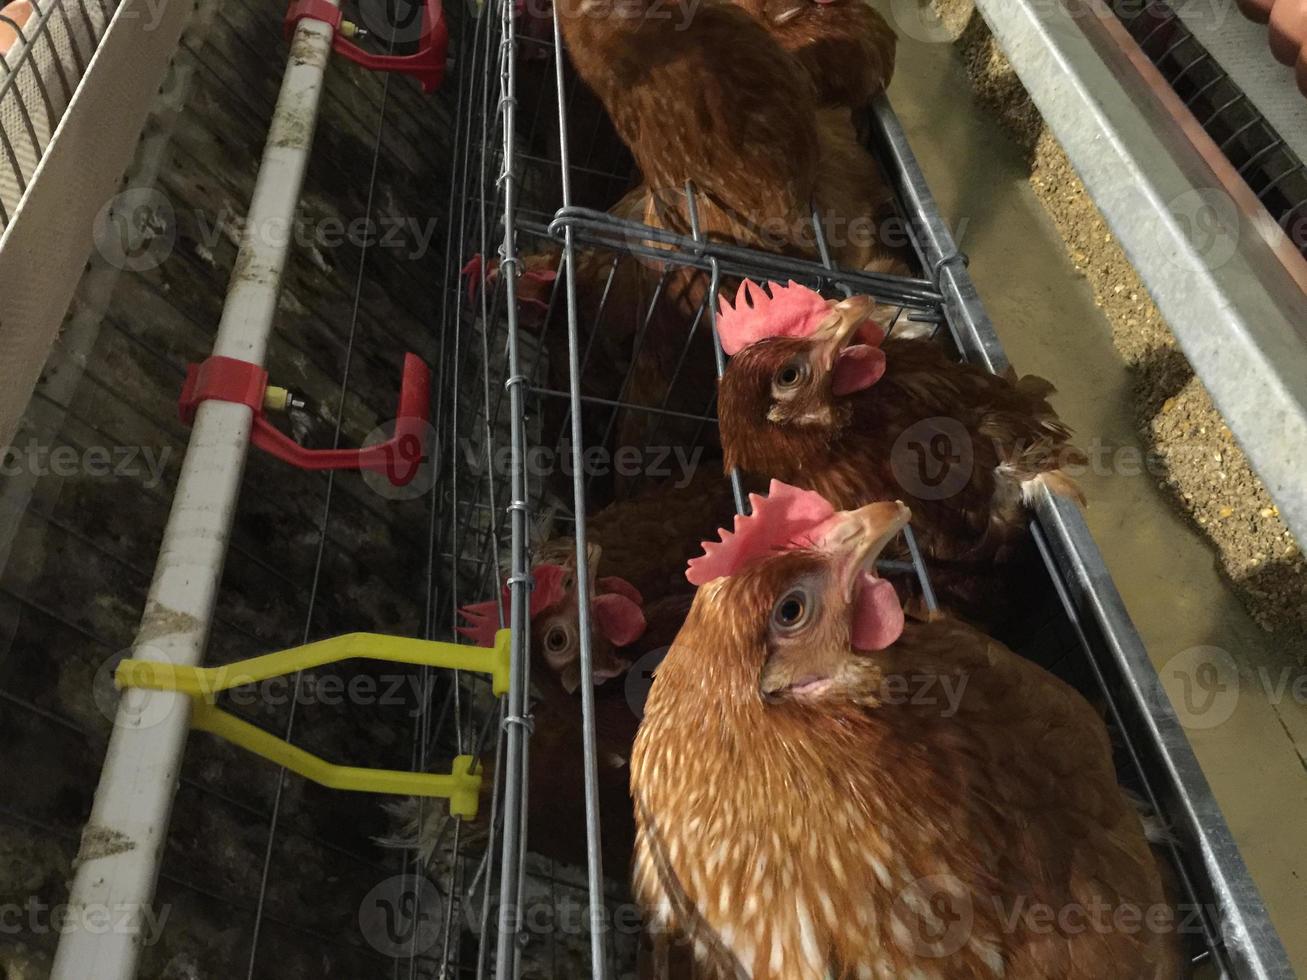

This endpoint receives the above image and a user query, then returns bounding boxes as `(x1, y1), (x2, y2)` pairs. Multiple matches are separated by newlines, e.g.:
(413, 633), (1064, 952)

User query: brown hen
(631, 483), (1184, 979)
(715, 280), (1085, 624)
(557, 0), (904, 274)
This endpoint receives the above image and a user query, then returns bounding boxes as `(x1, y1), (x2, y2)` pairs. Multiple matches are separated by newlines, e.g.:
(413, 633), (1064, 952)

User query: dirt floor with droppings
(933, 0), (1307, 652)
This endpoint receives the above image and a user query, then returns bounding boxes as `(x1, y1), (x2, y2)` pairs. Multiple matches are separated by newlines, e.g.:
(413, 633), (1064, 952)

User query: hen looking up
(631, 482), (1183, 980)
(458, 563), (686, 870)
(715, 280), (1084, 617)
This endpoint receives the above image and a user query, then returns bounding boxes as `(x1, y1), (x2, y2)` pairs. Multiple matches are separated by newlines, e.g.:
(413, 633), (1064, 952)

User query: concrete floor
(885, 21), (1307, 973)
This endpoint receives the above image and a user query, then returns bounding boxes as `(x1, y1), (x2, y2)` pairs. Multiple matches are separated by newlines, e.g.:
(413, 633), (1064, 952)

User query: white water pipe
(50, 6), (340, 977)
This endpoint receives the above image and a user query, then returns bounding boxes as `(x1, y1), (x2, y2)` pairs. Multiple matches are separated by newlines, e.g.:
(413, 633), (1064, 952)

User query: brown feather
(557, 0), (819, 238)
(736, 0), (898, 109)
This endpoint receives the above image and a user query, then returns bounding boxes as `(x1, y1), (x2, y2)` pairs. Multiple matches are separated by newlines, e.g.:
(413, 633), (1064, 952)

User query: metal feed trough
(47, 0), (1293, 977)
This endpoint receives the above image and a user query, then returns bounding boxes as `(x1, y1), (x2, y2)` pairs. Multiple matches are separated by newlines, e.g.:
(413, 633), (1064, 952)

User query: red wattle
(850, 573), (904, 650)
(832, 345), (887, 396)
(592, 593), (647, 646)
(596, 575), (644, 606)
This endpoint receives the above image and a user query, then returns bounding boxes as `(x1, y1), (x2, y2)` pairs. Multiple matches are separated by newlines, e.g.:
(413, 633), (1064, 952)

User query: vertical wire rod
(550, 1), (610, 975)
(493, 0), (536, 974)
(424, 6), (489, 976)
(809, 205), (853, 299)
(684, 183), (747, 515)
(899, 523), (938, 613)
(48, 8), (341, 978)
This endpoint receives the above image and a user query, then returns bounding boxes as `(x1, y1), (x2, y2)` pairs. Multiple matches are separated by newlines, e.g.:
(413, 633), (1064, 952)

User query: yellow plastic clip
(115, 630), (512, 818)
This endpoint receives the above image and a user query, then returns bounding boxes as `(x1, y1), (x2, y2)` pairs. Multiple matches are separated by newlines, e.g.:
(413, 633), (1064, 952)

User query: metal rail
(491, 0), (537, 972)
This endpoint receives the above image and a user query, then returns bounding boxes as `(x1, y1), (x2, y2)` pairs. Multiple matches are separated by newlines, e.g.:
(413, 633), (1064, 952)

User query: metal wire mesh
(0, 0), (113, 227)
(425, 0), (947, 972)
(405, 0), (1273, 975)
(1108, 0), (1307, 258)
(0, 0), (1281, 971)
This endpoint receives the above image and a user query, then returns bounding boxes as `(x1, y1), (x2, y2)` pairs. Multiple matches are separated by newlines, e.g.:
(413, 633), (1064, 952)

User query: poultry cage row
(441, 0), (1296, 977)
(425, 1), (1292, 977)
(40, 0), (1293, 977)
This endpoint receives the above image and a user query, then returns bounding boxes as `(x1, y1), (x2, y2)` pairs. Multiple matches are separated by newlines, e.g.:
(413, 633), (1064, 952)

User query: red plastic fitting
(179, 353), (432, 487)
(283, 0), (448, 94)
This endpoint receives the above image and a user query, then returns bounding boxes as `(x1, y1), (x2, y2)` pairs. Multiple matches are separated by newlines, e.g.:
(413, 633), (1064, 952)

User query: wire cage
(7, 0), (1290, 975)
(419, 2), (1293, 980)
(1105, 0), (1307, 260)
(0, 0), (112, 226)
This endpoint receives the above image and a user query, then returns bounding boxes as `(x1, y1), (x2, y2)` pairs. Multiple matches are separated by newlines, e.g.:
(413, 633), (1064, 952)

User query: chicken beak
(819, 500), (911, 599)
(809, 294), (877, 367)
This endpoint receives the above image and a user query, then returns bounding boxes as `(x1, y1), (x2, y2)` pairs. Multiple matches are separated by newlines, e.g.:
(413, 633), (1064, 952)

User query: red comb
(457, 563), (569, 647)
(461, 253), (558, 314)
(460, 254), (498, 306)
(686, 483), (906, 649)
(516, 265), (558, 313)
(592, 591), (646, 647)
(715, 280), (833, 356)
(686, 481), (838, 585)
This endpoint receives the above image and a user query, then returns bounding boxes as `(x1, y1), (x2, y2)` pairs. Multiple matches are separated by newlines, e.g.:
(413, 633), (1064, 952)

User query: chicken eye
(772, 589), (812, 632)
(545, 626), (569, 653)
(773, 359), (808, 393)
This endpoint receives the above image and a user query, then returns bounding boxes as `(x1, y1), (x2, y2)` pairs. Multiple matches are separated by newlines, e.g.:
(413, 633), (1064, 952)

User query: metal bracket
(283, 0), (449, 94)
(115, 629), (513, 815)
(178, 353), (432, 486)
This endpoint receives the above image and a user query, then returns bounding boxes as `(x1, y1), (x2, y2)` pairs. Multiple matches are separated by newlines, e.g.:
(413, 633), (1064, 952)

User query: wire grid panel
(411, 0), (635, 976)
(446, 2), (954, 978)
(451, 2), (1284, 980)
(0, 0), (112, 226)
